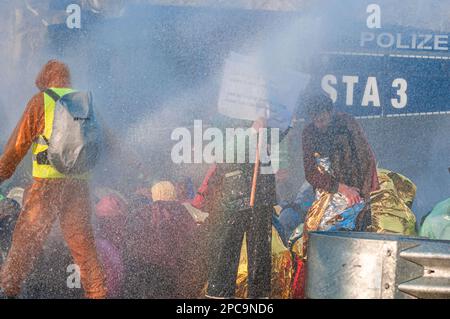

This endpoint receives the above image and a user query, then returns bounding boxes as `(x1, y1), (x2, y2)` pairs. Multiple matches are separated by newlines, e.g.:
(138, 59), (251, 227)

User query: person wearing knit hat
(151, 181), (177, 202)
(128, 180), (204, 298)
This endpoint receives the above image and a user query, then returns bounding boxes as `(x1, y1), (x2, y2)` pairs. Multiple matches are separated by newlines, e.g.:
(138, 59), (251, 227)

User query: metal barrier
(305, 232), (450, 299)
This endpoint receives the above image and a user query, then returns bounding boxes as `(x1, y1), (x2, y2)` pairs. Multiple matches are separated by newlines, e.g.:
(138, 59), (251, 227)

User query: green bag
(420, 198), (450, 240)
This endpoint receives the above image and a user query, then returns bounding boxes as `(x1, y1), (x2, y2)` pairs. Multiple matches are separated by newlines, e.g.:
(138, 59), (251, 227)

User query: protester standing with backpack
(0, 60), (107, 299)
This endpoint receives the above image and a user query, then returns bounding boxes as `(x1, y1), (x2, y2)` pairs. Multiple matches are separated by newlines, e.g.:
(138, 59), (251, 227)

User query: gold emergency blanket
(370, 169), (417, 235)
(300, 192), (333, 257)
(236, 226), (293, 299)
(304, 192), (333, 233)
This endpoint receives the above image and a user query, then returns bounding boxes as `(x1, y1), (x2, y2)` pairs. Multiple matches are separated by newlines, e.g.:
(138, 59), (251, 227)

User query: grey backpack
(43, 89), (103, 175)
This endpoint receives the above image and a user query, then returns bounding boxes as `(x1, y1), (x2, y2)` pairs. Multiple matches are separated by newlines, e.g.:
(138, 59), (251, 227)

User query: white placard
(218, 52), (311, 131)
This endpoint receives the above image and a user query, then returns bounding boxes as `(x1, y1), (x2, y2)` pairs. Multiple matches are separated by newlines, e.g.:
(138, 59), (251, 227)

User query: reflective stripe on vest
(32, 88), (89, 180)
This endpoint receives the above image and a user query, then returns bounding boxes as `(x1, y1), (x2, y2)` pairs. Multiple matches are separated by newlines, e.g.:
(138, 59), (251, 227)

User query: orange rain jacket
(0, 60), (107, 299)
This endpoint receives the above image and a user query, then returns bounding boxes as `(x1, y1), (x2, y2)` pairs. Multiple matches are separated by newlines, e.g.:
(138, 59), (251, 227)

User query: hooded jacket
(0, 60), (72, 182)
(302, 112), (379, 199)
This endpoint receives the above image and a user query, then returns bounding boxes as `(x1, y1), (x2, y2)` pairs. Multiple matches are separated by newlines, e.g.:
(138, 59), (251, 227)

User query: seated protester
(293, 182), (316, 213)
(0, 198), (21, 263)
(94, 187), (128, 206)
(301, 94), (380, 232)
(420, 211), (432, 231)
(123, 190), (153, 299)
(126, 190), (153, 233)
(277, 206), (305, 248)
(94, 195), (128, 299)
(132, 188), (153, 204)
(128, 181), (200, 299)
(6, 187), (25, 209)
(126, 189), (152, 235)
(175, 177), (196, 203)
(420, 198), (450, 240)
(276, 182), (314, 247)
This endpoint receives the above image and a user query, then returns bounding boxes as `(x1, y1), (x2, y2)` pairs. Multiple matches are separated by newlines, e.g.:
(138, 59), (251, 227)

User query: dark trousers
(355, 203), (373, 232)
(206, 206), (272, 298)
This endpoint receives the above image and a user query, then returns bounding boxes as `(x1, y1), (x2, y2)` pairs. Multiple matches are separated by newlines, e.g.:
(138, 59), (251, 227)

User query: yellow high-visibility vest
(32, 88), (89, 180)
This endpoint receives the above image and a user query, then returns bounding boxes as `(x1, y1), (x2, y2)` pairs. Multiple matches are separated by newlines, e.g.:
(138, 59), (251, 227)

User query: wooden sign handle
(250, 130), (262, 208)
